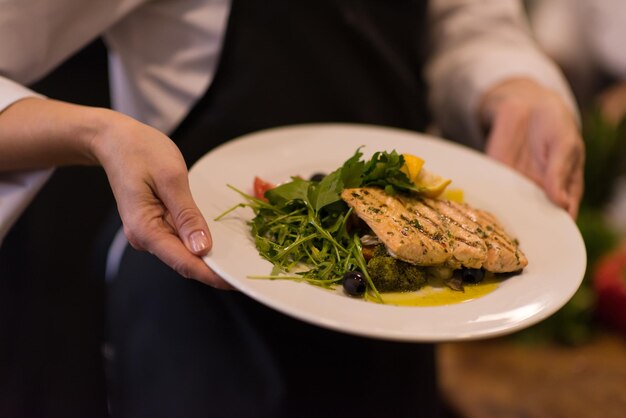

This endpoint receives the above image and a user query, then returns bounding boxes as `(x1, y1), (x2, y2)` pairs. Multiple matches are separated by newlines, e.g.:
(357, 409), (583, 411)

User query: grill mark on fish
(341, 187), (527, 272)
(342, 188), (449, 265)
(473, 208), (527, 271)
(394, 202), (448, 247)
(400, 197), (487, 268)
(403, 205), (456, 257)
(418, 199), (486, 249)
(423, 198), (526, 271)
(397, 214), (449, 254)
(476, 210), (516, 242)
(474, 210), (519, 252)
(397, 196), (441, 230)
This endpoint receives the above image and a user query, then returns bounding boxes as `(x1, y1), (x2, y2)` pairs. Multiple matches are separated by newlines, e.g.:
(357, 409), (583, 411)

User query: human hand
(90, 113), (231, 289)
(480, 78), (584, 218)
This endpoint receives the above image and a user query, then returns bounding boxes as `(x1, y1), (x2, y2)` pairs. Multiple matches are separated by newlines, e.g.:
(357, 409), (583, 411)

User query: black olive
(343, 271), (366, 297)
(461, 267), (484, 284)
(309, 172), (326, 182)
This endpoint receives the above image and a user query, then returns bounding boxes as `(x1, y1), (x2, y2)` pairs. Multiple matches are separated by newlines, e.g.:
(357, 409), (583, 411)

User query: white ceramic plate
(189, 124), (586, 342)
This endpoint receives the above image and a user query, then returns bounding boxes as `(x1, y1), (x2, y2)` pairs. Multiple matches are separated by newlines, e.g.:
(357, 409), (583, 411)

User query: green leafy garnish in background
(582, 109), (626, 208)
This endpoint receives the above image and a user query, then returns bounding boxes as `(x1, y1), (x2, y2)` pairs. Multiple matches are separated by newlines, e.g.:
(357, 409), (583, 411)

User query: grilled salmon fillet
(341, 187), (527, 273)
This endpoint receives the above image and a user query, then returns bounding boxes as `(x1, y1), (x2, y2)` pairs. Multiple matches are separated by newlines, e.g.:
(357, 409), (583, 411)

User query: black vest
(173, 0), (430, 166)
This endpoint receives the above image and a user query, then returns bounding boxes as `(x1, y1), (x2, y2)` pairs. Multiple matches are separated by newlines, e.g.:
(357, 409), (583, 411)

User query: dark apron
(110, 1), (444, 417)
(173, 0), (430, 165)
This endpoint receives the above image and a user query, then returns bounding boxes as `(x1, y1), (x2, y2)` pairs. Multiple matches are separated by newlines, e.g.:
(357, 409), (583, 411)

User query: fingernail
(189, 230), (209, 253)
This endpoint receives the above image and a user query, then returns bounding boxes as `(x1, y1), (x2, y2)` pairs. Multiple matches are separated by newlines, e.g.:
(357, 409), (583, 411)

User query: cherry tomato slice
(253, 176), (275, 201)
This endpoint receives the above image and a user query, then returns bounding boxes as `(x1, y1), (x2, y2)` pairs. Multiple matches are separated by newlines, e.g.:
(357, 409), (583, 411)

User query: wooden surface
(437, 332), (626, 418)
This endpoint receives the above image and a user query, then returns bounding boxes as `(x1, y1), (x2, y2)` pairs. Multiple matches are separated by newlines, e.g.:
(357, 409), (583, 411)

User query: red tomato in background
(593, 243), (626, 337)
(253, 176), (275, 201)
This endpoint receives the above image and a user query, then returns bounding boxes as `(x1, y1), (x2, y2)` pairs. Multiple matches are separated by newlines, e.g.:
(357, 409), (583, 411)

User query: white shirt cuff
(428, 44), (578, 150)
(0, 76), (45, 111)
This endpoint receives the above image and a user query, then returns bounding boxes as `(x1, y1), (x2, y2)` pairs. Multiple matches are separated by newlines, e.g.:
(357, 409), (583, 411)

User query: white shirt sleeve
(105, 0), (230, 135)
(0, 0), (148, 244)
(426, 0), (578, 149)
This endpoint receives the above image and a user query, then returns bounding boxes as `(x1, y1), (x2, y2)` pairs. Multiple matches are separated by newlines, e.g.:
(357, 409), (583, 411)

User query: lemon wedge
(400, 154), (425, 184)
(440, 188), (464, 202)
(401, 153), (451, 198)
(414, 167), (452, 198)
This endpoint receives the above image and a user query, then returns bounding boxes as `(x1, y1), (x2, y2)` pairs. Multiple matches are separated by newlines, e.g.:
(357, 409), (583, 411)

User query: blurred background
(438, 1), (626, 417)
(1, 1), (625, 417)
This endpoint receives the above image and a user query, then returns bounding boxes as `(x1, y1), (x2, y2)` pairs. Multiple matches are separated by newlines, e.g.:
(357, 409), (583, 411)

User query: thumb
(158, 176), (213, 256)
(174, 207), (213, 256)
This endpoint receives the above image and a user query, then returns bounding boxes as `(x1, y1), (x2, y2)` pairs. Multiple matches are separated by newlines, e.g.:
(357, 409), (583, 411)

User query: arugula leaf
(310, 168), (344, 212)
(340, 147), (365, 188)
(265, 177), (311, 207)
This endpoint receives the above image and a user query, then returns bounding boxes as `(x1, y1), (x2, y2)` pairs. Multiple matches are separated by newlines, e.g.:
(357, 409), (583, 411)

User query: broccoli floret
(367, 255), (427, 292)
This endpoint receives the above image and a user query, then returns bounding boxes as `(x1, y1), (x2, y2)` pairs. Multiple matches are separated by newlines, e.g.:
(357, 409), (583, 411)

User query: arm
(0, 97), (228, 288)
(0, 0), (142, 245)
(0, 79), (53, 243)
(426, 0), (584, 217)
(1, 0), (228, 286)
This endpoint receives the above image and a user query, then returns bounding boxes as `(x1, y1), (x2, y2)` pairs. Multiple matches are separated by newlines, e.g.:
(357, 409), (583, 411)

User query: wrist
(11, 99), (138, 168)
(479, 78), (538, 126)
(84, 107), (133, 166)
(479, 78), (576, 132)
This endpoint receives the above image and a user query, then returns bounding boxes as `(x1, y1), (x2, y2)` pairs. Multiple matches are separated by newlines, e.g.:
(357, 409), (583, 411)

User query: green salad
(216, 149), (456, 302)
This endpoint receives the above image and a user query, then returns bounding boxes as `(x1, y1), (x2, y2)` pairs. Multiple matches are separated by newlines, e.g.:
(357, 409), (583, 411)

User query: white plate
(189, 124), (586, 342)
